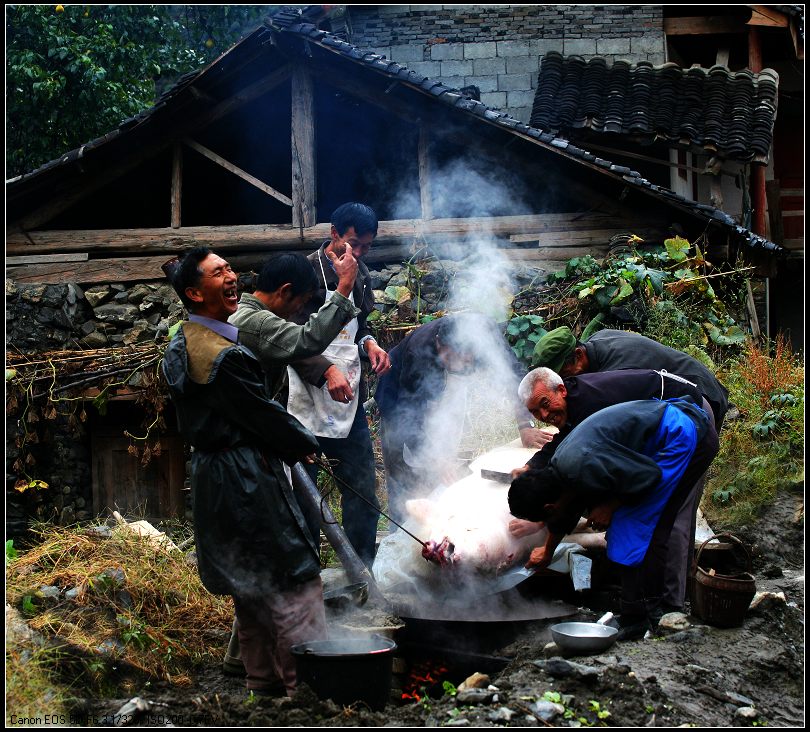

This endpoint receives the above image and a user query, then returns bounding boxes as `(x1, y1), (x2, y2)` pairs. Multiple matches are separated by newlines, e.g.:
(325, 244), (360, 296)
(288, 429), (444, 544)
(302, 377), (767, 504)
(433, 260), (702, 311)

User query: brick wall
(347, 5), (666, 122)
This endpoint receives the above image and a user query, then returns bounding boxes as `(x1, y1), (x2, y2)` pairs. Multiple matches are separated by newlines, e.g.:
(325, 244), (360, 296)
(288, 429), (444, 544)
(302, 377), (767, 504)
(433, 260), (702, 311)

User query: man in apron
(287, 203), (391, 568)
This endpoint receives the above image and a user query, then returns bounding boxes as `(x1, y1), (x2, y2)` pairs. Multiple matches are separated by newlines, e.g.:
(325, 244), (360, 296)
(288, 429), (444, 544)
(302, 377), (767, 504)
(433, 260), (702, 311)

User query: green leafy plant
(588, 700), (611, 720)
(442, 680), (458, 697)
(6, 539), (19, 568)
(505, 313), (547, 366)
(21, 595), (38, 617)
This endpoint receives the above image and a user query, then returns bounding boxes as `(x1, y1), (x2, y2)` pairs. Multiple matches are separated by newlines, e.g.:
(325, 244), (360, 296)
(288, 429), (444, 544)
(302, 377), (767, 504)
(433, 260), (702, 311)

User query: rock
(123, 319), (155, 345)
(666, 627), (705, 643)
(81, 331), (110, 348)
(65, 586), (84, 601)
(656, 612), (691, 633)
(455, 688), (495, 705)
(444, 718), (470, 727)
(39, 585), (61, 599)
(749, 591), (786, 613)
(735, 706), (758, 720)
(79, 320), (97, 336)
(531, 700), (565, 721)
(726, 692), (755, 707)
(126, 284), (153, 304)
(59, 505), (76, 526)
(457, 672), (490, 690)
(487, 707), (514, 722)
(93, 302), (139, 325)
(532, 658), (600, 680)
(84, 286), (112, 307)
(542, 641), (565, 658)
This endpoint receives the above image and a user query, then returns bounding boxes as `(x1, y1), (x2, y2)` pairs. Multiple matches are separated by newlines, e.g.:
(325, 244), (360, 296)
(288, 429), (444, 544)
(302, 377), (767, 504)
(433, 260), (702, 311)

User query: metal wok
(550, 612), (617, 654)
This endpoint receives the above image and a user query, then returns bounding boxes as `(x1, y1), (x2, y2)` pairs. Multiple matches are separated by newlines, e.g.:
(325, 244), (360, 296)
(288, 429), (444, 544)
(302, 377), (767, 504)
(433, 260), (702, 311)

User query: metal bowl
(323, 582), (369, 610)
(550, 621), (618, 654)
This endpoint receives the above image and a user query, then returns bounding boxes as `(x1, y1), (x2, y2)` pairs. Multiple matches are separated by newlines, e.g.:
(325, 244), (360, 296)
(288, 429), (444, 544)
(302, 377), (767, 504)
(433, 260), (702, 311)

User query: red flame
(401, 660), (450, 702)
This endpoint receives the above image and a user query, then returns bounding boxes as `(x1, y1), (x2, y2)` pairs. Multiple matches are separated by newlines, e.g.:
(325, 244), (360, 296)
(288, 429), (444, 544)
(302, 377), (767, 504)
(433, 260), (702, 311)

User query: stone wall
(347, 4), (666, 122)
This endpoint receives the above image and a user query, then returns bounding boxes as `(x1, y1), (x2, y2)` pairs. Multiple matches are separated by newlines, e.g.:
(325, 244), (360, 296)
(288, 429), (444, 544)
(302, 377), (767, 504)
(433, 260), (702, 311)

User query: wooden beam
(747, 6), (789, 28)
(10, 66), (293, 232)
(716, 47), (730, 67)
(171, 144), (183, 229)
(663, 17), (747, 35)
(184, 138), (293, 206)
(6, 253), (89, 265)
(418, 124), (433, 221)
(291, 68), (317, 229)
(7, 213), (641, 256)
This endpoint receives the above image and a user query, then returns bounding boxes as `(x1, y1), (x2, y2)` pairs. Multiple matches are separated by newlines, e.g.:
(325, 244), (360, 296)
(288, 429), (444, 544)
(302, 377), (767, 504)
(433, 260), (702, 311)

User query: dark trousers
(660, 397), (717, 608)
(620, 418), (720, 617)
(301, 405), (380, 568)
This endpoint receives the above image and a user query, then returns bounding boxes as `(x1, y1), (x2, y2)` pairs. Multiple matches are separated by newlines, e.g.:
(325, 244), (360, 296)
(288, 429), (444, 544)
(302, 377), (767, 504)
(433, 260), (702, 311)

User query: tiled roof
(7, 8), (784, 256)
(530, 53), (780, 164)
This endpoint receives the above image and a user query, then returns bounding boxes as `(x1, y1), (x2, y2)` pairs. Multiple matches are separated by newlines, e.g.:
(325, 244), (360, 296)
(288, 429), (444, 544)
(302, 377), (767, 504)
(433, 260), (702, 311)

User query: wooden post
(291, 68), (317, 231)
(418, 124), (432, 221)
(171, 144), (182, 229)
(748, 27), (768, 237)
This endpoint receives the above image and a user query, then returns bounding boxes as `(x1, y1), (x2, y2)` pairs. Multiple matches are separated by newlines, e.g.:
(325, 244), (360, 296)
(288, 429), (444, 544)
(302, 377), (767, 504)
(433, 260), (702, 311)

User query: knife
(480, 468), (514, 484)
(486, 566), (536, 594)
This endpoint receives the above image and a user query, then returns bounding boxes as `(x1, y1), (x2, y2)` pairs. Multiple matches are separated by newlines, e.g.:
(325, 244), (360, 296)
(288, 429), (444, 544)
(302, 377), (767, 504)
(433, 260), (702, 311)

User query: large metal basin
(550, 619), (618, 654)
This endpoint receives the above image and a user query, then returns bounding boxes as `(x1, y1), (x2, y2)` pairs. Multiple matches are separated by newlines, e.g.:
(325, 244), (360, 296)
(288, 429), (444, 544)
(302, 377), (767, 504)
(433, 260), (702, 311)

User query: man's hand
(324, 365), (354, 403)
(510, 464), (530, 479)
(586, 499), (620, 531)
(365, 340), (391, 375)
(519, 426), (557, 449)
(525, 545), (553, 570)
(302, 453), (318, 464)
(509, 518), (545, 538)
(327, 245), (359, 298)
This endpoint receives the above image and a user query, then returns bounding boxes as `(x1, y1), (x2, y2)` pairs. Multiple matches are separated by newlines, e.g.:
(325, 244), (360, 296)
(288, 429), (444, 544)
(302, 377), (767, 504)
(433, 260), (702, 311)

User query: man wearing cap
(161, 247), (326, 698)
(532, 326), (729, 429)
(509, 397), (719, 639)
(530, 326), (729, 610)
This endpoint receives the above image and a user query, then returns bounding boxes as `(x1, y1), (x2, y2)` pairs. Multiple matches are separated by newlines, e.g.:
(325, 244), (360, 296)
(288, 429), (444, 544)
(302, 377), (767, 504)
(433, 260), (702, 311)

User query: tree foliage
(6, 5), (268, 178)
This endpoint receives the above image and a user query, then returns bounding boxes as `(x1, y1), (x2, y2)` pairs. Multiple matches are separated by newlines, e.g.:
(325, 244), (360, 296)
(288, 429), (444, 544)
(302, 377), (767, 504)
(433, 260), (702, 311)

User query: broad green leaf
(167, 321), (182, 339)
(384, 285), (412, 304)
(664, 236), (690, 262)
(609, 278), (634, 305)
(6, 369), (17, 381)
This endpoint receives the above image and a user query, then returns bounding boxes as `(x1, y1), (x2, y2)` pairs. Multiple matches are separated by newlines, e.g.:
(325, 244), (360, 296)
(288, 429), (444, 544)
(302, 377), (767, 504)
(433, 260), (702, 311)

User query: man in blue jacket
(509, 398), (719, 639)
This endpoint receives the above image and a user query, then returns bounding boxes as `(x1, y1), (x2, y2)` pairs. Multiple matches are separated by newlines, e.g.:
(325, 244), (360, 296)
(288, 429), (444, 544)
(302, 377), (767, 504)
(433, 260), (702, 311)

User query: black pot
(290, 634), (397, 711)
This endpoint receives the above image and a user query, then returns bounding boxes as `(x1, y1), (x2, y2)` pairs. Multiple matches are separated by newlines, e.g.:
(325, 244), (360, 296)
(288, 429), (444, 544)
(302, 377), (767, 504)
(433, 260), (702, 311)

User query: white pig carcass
(373, 444), (605, 595)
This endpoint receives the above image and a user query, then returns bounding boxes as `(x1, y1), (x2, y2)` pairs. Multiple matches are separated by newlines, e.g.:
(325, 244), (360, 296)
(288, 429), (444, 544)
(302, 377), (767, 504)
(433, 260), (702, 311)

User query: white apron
(287, 259), (362, 439)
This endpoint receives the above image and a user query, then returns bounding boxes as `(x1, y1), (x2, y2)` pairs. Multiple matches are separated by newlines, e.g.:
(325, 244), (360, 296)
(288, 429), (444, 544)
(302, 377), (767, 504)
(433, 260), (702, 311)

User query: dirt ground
(27, 487), (806, 728)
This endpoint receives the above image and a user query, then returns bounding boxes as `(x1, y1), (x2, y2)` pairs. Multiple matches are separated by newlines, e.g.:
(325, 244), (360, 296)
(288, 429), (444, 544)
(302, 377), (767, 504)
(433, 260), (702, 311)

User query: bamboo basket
(691, 533), (756, 628)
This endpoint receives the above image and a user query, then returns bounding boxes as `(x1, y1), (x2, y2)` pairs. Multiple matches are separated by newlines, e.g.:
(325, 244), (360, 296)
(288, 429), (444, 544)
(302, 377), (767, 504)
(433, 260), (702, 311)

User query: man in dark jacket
(532, 326), (729, 429)
(375, 312), (551, 523)
(510, 366), (709, 613)
(287, 203), (390, 567)
(161, 247), (325, 697)
(509, 398), (719, 640)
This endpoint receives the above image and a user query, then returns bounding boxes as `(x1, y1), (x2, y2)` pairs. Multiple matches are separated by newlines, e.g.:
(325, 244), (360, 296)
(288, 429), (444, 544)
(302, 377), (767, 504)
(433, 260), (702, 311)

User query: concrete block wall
(348, 5), (666, 123)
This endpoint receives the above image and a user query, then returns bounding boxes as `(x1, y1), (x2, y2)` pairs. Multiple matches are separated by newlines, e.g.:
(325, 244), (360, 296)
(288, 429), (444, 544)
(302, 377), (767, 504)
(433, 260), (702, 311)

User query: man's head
(328, 202), (378, 259)
(171, 246), (238, 321)
(531, 326), (588, 377)
(254, 253), (318, 319)
(508, 467), (563, 523)
(434, 314), (484, 375)
(518, 367), (568, 428)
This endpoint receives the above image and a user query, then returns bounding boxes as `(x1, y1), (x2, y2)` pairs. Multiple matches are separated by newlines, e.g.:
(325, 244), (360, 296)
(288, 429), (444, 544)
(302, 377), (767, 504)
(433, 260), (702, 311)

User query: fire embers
(401, 659), (450, 703)
(421, 537), (455, 566)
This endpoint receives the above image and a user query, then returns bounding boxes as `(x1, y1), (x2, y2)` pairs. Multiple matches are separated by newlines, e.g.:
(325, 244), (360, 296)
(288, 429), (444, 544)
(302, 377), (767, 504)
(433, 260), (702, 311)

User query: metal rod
(290, 463), (387, 605)
(313, 457), (429, 550)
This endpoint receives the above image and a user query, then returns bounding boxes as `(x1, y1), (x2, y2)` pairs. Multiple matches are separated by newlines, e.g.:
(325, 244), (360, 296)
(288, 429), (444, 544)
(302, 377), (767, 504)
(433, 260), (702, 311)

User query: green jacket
(161, 321), (321, 595)
(228, 291), (358, 398)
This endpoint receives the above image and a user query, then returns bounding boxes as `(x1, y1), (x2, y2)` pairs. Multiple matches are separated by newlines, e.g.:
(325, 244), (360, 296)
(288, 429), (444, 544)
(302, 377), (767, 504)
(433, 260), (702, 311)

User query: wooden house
(5, 9), (792, 521)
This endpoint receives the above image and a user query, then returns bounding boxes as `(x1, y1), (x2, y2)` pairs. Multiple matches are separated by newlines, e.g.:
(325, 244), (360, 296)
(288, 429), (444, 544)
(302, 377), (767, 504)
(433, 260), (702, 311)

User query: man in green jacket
(223, 249), (359, 677)
(161, 246), (325, 697)
(229, 250), (360, 399)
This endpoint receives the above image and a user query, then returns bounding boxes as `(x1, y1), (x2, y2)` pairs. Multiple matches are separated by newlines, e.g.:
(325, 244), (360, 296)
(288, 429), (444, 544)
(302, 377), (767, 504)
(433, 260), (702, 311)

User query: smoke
(389, 159), (534, 492)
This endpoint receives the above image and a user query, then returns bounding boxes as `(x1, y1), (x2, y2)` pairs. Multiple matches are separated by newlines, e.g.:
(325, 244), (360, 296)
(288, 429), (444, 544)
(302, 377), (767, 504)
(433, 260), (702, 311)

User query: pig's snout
(422, 537), (456, 567)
